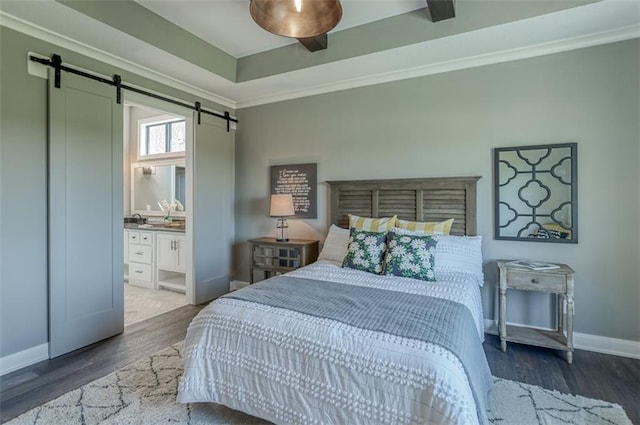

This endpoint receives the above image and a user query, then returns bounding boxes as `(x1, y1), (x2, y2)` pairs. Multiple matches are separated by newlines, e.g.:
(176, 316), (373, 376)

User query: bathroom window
(139, 118), (186, 157)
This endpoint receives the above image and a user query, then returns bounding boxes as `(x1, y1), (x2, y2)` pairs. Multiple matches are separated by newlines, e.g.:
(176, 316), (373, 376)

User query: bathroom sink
(124, 216), (146, 225)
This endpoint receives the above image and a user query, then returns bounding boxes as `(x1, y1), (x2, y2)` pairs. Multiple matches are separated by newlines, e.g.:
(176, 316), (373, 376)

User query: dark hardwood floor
(1, 307), (638, 424)
(483, 333), (640, 424)
(0, 304), (205, 423)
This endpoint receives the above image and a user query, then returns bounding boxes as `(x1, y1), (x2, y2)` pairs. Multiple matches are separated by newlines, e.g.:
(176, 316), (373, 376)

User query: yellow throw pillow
(348, 214), (397, 232)
(395, 218), (454, 235)
(543, 223), (572, 239)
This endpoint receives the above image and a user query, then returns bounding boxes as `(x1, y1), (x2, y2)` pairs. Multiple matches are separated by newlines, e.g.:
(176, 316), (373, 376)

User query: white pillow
(434, 235), (484, 286)
(317, 225), (350, 264)
(371, 228), (484, 286)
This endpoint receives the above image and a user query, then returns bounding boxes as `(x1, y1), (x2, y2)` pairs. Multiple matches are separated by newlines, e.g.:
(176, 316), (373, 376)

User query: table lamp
(270, 194), (295, 241)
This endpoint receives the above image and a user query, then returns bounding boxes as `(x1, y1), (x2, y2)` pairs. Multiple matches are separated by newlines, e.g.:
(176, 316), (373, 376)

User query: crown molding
(2, 9), (637, 111)
(0, 11), (237, 110)
(236, 24), (640, 109)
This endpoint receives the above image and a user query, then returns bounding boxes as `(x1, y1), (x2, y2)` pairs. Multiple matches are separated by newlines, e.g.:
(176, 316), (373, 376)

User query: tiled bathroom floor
(124, 283), (188, 326)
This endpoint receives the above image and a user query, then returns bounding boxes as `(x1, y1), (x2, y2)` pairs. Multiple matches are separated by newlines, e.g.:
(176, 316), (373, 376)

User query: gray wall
(0, 26), (233, 358)
(1, 22), (637, 361)
(235, 40), (640, 342)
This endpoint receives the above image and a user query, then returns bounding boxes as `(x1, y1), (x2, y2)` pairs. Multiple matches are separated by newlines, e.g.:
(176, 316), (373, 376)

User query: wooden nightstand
(497, 260), (575, 364)
(249, 238), (319, 284)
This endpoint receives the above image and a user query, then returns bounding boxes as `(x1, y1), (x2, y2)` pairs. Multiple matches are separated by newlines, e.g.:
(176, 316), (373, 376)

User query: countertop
(124, 223), (185, 233)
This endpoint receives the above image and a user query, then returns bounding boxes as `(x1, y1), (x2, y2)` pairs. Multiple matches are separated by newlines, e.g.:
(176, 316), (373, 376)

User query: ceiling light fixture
(249, 0), (343, 39)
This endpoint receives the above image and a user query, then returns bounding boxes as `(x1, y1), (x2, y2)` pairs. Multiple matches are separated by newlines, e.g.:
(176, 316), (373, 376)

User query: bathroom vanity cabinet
(124, 228), (186, 293)
(127, 230), (155, 289)
(156, 233), (186, 293)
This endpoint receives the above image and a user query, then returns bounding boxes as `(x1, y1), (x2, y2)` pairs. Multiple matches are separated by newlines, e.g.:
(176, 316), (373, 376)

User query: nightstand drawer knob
(531, 278), (539, 284)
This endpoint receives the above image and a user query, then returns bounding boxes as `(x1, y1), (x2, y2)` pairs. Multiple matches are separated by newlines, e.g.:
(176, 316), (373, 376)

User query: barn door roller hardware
(29, 54), (237, 131)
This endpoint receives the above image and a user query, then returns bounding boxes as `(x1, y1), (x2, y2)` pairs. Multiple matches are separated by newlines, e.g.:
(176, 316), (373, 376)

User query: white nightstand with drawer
(497, 260), (575, 363)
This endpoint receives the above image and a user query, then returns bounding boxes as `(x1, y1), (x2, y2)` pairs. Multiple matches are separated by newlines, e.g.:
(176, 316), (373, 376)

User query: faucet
(132, 213), (145, 224)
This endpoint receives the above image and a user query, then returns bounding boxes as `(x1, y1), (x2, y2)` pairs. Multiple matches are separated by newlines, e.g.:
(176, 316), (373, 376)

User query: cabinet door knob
(531, 278), (539, 284)
(136, 251), (143, 255)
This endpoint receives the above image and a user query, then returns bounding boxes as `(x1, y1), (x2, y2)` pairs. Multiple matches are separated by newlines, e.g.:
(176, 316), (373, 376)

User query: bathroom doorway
(122, 98), (191, 327)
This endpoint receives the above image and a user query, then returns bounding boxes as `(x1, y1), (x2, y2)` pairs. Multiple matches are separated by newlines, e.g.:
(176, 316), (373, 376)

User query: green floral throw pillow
(384, 230), (438, 281)
(342, 228), (387, 274)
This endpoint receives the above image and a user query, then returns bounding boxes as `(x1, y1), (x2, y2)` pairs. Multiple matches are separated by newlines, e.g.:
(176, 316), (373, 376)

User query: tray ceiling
(0, 0), (638, 108)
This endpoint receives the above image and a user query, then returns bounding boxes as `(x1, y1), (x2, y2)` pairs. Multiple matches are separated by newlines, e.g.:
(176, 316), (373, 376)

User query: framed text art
(270, 163), (317, 219)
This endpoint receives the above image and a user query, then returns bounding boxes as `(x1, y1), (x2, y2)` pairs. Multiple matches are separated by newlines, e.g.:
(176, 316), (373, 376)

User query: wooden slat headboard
(326, 177), (481, 236)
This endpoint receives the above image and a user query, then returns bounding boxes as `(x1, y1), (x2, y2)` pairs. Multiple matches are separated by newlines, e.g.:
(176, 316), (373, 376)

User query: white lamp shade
(270, 194), (295, 217)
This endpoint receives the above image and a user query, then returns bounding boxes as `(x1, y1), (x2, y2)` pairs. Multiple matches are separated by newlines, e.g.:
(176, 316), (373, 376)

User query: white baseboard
(0, 343), (49, 376)
(3, 317), (636, 377)
(484, 319), (640, 359)
(230, 280), (250, 291)
(572, 332), (640, 359)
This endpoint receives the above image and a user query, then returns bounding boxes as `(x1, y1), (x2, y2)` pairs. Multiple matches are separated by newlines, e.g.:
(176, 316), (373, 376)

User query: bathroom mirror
(494, 143), (577, 243)
(131, 161), (186, 216)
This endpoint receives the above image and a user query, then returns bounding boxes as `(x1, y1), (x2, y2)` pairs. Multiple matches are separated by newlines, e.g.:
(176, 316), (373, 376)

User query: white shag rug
(6, 342), (632, 425)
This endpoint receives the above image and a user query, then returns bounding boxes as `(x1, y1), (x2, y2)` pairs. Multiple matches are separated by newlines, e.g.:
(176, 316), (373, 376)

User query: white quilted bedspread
(178, 261), (486, 425)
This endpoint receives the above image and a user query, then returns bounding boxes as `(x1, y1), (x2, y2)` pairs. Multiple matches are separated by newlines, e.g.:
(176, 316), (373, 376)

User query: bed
(178, 176), (491, 425)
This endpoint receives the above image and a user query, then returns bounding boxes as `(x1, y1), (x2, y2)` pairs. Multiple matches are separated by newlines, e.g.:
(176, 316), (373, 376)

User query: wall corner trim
(484, 319), (640, 360)
(0, 343), (49, 376)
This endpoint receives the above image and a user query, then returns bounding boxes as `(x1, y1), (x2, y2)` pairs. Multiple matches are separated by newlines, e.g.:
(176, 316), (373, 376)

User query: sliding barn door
(192, 113), (234, 304)
(49, 70), (124, 357)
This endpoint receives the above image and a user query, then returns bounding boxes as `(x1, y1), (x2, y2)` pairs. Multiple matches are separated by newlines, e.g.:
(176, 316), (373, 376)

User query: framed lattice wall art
(494, 143), (577, 243)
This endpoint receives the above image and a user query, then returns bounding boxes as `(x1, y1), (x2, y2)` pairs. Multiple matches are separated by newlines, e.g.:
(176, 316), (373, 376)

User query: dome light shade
(249, 0), (343, 39)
